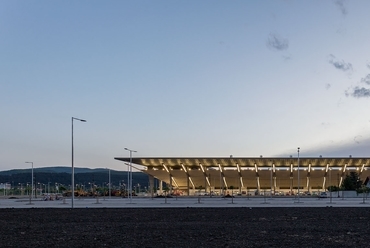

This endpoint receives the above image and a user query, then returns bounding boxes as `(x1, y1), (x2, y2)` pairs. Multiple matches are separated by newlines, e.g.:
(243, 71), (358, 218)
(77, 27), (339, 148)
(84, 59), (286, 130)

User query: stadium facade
(114, 156), (370, 195)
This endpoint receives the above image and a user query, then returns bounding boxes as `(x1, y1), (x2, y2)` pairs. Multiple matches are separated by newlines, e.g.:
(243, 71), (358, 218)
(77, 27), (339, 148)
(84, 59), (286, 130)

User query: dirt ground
(0, 207), (369, 247)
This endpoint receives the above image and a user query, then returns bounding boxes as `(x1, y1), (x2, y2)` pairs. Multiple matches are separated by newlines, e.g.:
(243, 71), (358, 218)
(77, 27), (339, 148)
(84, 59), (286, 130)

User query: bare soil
(0, 207), (369, 247)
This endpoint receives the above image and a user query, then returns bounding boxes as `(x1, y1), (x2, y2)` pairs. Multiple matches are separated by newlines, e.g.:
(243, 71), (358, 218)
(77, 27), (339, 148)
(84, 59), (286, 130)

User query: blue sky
(2, 0), (370, 171)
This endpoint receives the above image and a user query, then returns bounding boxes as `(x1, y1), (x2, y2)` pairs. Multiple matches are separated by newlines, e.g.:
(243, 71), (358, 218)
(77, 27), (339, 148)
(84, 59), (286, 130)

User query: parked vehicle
(319, 192), (328, 198)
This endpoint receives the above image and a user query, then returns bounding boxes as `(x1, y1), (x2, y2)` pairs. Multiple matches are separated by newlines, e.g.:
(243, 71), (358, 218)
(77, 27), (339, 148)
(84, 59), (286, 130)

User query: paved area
(1, 196), (370, 208)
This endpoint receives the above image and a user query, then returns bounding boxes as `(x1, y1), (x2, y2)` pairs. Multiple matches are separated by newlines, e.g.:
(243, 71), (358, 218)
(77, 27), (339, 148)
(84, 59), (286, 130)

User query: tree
(59, 185), (67, 192)
(341, 172), (362, 190)
(327, 185), (339, 192)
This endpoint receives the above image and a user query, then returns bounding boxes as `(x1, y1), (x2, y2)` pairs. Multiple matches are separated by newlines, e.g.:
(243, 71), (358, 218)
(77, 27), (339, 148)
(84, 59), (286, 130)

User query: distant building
(0, 183), (11, 190)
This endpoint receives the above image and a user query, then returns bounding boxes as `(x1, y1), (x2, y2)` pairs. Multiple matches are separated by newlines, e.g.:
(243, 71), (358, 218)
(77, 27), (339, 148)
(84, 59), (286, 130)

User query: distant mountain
(0, 166), (154, 188)
(0, 167), (116, 176)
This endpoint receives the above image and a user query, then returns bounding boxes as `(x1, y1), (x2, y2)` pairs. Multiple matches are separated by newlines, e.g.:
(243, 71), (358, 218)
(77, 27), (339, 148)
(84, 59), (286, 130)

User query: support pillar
(238, 178), (241, 194)
(257, 177), (260, 193)
(169, 176), (172, 195)
(187, 176), (190, 196)
(290, 177), (293, 195)
(148, 175), (154, 198)
(204, 176), (207, 194)
(307, 177), (310, 193)
(159, 180), (163, 195)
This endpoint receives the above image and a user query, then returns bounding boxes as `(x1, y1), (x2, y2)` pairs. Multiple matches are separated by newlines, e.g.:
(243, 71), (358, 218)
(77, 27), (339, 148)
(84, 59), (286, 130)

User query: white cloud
(267, 33), (289, 51)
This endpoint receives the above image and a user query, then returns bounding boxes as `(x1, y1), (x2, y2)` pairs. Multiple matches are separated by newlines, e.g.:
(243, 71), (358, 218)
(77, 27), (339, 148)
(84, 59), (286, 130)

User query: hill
(0, 167), (157, 191)
(0, 166), (111, 175)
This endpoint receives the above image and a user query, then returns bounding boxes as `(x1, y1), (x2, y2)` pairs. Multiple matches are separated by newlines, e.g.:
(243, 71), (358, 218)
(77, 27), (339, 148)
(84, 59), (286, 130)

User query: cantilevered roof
(114, 157), (370, 168)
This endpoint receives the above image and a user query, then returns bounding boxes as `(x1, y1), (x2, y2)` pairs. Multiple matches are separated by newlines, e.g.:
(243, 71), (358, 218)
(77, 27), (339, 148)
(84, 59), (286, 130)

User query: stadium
(114, 156), (370, 196)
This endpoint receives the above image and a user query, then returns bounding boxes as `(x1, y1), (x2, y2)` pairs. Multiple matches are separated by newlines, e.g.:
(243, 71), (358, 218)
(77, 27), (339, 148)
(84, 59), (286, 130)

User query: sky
(2, 0), (370, 171)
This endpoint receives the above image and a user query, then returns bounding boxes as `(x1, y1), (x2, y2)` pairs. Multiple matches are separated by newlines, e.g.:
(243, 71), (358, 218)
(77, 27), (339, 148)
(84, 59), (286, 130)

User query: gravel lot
(1, 207), (369, 247)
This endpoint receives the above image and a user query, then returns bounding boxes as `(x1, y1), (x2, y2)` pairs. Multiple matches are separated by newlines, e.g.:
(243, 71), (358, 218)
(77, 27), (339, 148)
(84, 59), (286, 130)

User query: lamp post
(337, 173), (340, 198)
(72, 117), (86, 208)
(108, 168), (111, 199)
(124, 147), (137, 203)
(329, 165), (332, 204)
(25, 162), (34, 199)
(19, 183), (23, 196)
(270, 160), (273, 199)
(297, 147), (301, 203)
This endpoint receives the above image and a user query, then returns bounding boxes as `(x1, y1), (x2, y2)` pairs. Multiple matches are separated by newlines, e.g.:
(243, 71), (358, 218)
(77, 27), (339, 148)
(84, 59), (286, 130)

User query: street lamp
(38, 182), (42, 196)
(297, 147), (301, 203)
(329, 165), (332, 204)
(107, 168), (111, 199)
(270, 160), (273, 199)
(19, 183), (23, 196)
(25, 162), (34, 198)
(72, 117), (86, 208)
(124, 147), (137, 203)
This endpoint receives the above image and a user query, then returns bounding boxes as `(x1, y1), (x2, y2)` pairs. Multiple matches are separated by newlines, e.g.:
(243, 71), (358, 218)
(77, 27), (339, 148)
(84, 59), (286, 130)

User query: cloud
(353, 135), (362, 144)
(367, 62), (370, 69)
(276, 138), (370, 157)
(328, 54), (353, 72)
(345, 87), (370, 98)
(302, 139), (370, 157)
(267, 33), (289, 51)
(334, 0), (347, 16)
(361, 74), (370, 85)
(325, 83), (331, 90)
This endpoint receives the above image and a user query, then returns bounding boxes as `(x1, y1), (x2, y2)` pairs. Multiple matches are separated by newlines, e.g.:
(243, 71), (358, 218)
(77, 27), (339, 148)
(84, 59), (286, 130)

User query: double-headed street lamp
(72, 117), (86, 208)
(124, 147), (137, 203)
(25, 162), (33, 198)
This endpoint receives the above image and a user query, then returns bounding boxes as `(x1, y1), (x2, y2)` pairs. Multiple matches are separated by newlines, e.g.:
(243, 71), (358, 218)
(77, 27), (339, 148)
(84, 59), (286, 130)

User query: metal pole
(127, 162), (129, 198)
(71, 117), (86, 209)
(330, 166), (332, 203)
(220, 169), (222, 197)
(25, 162), (33, 199)
(124, 148), (137, 203)
(32, 163), (34, 198)
(72, 117), (74, 208)
(130, 151), (133, 203)
(270, 161), (273, 199)
(108, 168), (111, 199)
(297, 147), (300, 203)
